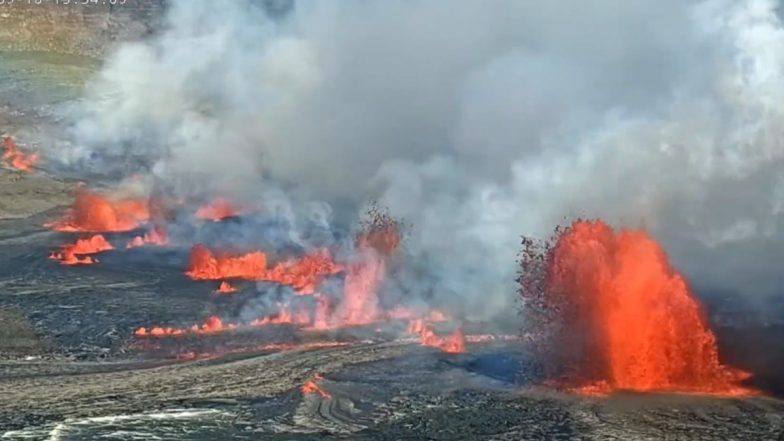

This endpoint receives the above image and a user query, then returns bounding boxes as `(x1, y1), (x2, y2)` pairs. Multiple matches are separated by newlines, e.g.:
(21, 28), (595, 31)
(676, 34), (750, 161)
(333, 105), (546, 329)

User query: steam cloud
(62, 0), (784, 319)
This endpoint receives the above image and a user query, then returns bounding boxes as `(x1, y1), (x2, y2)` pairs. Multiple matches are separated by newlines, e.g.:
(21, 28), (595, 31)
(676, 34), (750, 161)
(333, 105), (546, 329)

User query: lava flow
(195, 198), (241, 221)
(134, 326), (185, 337)
(408, 319), (466, 353)
(186, 245), (342, 293)
(522, 219), (753, 395)
(49, 234), (114, 265)
(250, 304), (311, 327)
(136, 206), (472, 355)
(134, 315), (235, 337)
(2, 135), (39, 172)
(301, 373), (331, 398)
(45, 188), (149, 233)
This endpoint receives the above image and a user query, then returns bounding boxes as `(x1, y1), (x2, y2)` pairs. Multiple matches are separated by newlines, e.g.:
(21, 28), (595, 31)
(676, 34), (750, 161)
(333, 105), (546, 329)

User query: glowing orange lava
(190, 315), (239, 334)
(2, 136), (39, 172)
(134, 326), (186, 337)
(216, 281), (238, 294)
(332, 213), (402, 327)
(127, 227), (169, 248)
(186, 244), (267, 280)
(45, 188), (149, 233)
(545, 220), (753, 395)
(408, 319), (466, 353)
(186, 245), (342, 293)
(195, 198), (241, 221)
(49, 234), (114, 266)
(339, 250), (384, 326)
(136, 208), (472, 345)
(301, 373), (331, 398)
(133, 308), (311, 338)
(250, 304), (311, 327)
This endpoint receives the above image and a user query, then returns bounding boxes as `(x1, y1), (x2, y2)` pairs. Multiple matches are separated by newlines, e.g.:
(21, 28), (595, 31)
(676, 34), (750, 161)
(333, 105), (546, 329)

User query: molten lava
(216, 281), (238, 294)
(338, 250), (384, 326)
(2, 136), (39, 172)
(134, 326), (185, 337)
(250, 304), (311, 327)
(408, 319), (466, 353)
(190, 315), (237, 334)
(195, 198), (241, 221)
(332, 208), (403, 326)
(301, 373), (331, 398)
(126, 227), (169, 248)
(185, 245), (342, 293)
(186, 244), (267, 280)
(49, 234), (114, 266)
(529, 220), (752, 395)
(45, 188), (149, 233)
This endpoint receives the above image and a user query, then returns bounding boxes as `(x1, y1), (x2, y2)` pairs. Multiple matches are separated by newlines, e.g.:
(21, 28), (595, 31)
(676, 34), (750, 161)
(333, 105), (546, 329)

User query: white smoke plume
(63, 0), (784, 319)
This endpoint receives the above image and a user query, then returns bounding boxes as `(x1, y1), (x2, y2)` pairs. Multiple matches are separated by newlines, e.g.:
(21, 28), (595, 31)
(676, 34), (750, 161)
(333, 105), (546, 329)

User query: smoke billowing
(60, 0), (784, 319)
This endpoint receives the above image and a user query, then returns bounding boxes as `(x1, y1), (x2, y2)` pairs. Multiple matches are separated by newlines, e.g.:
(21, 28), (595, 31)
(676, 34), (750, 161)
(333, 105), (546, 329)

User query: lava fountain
(49, 234), (115, 265)
(126, 226), (169, 249)
(520, 219), (753, 395)
(2, 135), (39, 172)
(45, 188), (149, 233)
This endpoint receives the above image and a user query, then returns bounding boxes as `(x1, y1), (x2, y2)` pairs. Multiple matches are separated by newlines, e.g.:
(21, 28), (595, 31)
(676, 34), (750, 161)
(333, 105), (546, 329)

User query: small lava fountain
(45, 188), (149, 233)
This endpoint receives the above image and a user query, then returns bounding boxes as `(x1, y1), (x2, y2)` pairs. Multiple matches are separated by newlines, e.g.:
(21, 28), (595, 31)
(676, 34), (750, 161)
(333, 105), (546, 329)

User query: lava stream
(408, 319), (466, 353)
(134, 326), (185, 337)
(45, 188), (149, 232)
(301, 373), (331, 398)
(49, 234), (114, 266)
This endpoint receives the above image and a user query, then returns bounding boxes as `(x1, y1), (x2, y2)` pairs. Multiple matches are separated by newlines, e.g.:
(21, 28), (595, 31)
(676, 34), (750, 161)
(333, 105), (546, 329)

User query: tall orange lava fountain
(336, 205), (403, 326)
(521, 220), (752, 395)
